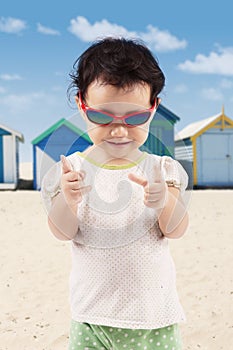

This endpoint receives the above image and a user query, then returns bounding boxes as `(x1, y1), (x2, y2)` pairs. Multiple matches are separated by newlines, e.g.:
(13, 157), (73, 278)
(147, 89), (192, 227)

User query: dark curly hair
(68, 37), (165, 105)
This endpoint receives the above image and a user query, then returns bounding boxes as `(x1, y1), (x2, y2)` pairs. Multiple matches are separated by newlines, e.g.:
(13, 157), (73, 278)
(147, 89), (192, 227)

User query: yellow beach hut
(175, 107), (233, 188)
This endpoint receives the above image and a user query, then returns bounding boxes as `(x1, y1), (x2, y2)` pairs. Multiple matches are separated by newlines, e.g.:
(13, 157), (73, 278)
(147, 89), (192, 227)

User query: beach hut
(175, 108), (233, 187)
(31, 118), (92, 190)
(0, 123), (24, 190)
(141, 104), (180, 157)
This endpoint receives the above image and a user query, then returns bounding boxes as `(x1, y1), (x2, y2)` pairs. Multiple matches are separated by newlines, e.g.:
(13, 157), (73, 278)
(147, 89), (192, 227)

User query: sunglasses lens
(125, 112), (151, 126)
(85, 109), (152, 126)
(86, 110), (113, 125)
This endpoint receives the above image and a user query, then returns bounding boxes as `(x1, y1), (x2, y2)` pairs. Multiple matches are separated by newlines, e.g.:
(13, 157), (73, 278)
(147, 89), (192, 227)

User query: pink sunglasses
(79, 92), (158, 127)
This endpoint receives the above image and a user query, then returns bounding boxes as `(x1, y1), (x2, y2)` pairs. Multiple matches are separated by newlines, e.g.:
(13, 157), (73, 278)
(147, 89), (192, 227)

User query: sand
(0, 187), (233, 350)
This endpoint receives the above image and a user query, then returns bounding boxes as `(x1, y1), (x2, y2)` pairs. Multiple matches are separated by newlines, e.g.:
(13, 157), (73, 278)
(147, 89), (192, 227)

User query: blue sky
(1, 0), (233, 161)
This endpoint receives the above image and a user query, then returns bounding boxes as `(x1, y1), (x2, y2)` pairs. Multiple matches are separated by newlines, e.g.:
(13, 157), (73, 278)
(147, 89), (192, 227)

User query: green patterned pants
(68, 320), (182, 350)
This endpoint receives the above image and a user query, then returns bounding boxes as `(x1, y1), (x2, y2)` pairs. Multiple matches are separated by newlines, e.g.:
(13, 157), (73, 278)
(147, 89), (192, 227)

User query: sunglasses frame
(78, 92), (158, 127)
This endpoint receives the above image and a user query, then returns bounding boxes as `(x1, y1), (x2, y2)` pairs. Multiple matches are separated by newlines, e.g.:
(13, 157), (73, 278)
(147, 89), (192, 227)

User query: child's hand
(60, 155), (91, 213)
(128, 162), (168, 210)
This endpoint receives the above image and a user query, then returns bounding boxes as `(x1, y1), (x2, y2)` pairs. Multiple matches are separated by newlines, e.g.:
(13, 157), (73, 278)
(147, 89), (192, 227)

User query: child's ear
(75, 95), (80, 109)
(157, 97), (161, 107)
(75, 95), (86, 120)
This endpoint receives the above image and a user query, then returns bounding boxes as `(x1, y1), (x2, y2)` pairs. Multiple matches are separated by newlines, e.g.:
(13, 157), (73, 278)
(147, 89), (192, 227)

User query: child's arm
(157, 186), (189, 239)
(48, 191), (79, 241)
(48, 156), (91, 241)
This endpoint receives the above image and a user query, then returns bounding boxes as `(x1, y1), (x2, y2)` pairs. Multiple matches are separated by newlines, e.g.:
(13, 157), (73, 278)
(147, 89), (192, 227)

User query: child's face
(76, 81), (158, 161)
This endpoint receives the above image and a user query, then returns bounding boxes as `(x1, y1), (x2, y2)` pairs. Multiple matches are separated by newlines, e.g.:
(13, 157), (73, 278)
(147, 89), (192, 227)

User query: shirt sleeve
(161, 156), (189, 194)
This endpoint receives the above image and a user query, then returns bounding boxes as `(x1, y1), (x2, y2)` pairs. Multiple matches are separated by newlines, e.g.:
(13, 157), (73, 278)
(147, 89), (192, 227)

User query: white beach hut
(0, 123), (24, 190)
(175, 108), (233, 187)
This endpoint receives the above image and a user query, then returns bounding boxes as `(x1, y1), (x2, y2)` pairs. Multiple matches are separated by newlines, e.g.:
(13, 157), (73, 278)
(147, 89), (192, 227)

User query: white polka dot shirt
(42, 152), (188, 329)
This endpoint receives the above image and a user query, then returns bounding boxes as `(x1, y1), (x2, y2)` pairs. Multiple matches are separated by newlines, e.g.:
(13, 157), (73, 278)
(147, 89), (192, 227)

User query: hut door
(2, 135), (14, 183)
(201, 133), (231, 185)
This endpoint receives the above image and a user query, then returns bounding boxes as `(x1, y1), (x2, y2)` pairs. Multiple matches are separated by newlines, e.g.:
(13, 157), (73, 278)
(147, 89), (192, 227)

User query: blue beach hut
(31, 118), (92, 190)
(141, 104), (180, 157)
(175, 108), (233, 187)
(0, 123), (24, 190)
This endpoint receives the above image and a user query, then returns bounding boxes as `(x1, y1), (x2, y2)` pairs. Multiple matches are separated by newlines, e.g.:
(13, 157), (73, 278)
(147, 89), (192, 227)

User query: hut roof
(175, 109), (233, 141)
(31, 118), (92, 145)
(157, 104), (180, 123)
(0, 123), (24, 142)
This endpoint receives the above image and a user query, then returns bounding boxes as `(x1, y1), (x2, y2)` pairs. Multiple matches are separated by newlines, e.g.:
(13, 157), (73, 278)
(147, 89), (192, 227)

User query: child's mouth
(106, 140), (132, 147)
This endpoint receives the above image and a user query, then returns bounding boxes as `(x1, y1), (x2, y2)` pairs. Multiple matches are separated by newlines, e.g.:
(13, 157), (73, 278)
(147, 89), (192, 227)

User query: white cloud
(178, 47), (233, 76)
(0, 74), (23, 81)
(140, 25), (187, 52)
(37, 23), (60, 36)
(68, 16), (136, 41)
(201, 88), (223, 101)
(173, 84), (188, 94)
(0, 17), (26, 34)
(68, 16), (187, 52)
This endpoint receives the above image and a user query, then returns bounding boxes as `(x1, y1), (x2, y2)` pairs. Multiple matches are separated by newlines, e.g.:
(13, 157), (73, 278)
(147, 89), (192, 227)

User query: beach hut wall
(0, 124), (24, 190)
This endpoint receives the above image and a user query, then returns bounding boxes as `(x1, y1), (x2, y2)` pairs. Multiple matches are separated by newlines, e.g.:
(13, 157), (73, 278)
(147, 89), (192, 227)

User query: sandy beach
(1, 184), (233, 349)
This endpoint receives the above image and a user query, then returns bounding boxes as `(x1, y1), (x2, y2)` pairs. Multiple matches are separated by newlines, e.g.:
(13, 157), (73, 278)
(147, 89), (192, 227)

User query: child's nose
(110, 124), (129, 137)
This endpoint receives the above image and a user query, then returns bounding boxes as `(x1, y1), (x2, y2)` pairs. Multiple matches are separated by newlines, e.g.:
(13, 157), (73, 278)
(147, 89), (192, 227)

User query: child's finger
(154, 161), (164, 183)
(60, 155), (73, 174)
(128, 173), (148, 187)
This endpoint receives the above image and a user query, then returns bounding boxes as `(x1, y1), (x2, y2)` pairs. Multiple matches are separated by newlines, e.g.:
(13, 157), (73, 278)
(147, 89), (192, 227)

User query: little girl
(42, 37), (189, 350)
